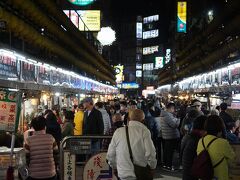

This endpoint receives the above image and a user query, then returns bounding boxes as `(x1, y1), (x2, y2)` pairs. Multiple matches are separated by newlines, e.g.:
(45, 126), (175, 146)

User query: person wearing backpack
(195, 115), (235, 180)
(181, 115), (207, 180)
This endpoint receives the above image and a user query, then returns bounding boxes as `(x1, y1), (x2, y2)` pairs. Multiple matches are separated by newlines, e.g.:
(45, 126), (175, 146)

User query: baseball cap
(191, 101), (202, 107)
(82, 97), (93, 103)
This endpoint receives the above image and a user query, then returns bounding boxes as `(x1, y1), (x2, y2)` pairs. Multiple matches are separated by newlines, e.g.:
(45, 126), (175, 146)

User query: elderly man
(107, 109), (157, 180)
(161, 102), (180, 171)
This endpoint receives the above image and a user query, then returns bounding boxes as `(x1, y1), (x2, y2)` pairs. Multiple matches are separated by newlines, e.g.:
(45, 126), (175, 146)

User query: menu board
(22, 62), (35, 81)
(0, 89), (19, 132)
(38, 66), (50, 84)
(0, 54), (18, 78)
(231, 67), (240, 85)
(52, 70), (60, 85)
(221, 69), (229, 85)
(59, 73), (69, 85)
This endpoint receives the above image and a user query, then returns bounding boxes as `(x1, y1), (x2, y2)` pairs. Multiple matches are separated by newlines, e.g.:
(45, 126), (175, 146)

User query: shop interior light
(55, 92), (60, 97)
(8, 88), (18, 92)
(42, 94), (48, 101)
(80, 94), (85, 98)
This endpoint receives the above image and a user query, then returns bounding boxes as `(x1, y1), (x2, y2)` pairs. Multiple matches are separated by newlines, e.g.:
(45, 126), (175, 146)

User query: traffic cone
(6, 166), (14, 180)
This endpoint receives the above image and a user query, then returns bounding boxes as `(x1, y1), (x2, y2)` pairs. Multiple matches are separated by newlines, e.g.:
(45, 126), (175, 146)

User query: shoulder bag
(125, 126), (153, 180)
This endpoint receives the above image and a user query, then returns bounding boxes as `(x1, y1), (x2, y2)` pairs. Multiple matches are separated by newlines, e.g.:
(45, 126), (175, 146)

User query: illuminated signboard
(122, 82), (139, 89)
(177, 2), (187, 33)
(143, 30), (159, 39)
(77, 10), (100, 31)
(136, 23), (142, 39)
(143, 46), (159, 55)
(67, 0), (94, 6)
(155, 57), (164, 69)
(114, 65), (124, 84)
(136, 70), (142, 77)
(143, 63), (154, 71)
(136, 63), (142, 70)
(143, 15), (159, 24)
(165, 49), (171, 64)
(64, 10), (79, 28)
(64, 10), (100, 31)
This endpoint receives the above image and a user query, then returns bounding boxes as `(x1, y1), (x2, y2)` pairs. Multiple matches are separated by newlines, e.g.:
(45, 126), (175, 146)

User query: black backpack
(191, 137), (224, 180)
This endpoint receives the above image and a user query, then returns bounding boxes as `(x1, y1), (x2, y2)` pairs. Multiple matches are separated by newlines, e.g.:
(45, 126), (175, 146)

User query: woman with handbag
(107, 109), (157, 180)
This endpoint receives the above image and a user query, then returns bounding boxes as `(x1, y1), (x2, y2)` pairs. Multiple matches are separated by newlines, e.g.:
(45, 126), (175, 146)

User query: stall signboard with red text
(0, 89), (21, 132)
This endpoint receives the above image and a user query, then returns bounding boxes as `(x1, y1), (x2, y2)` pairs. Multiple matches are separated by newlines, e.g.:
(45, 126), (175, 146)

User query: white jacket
(107, 121), (157, 179)
(98, 108), (111, 134)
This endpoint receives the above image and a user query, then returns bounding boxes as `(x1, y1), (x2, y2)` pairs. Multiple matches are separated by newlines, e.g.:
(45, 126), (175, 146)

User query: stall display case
(0, 147), (26, 179)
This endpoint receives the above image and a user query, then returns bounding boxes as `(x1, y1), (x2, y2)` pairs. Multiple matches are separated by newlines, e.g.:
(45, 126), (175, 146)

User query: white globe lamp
(97, 27), (116, 46)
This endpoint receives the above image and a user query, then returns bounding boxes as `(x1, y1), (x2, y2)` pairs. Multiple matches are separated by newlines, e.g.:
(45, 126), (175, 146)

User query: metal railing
(59, 135), (112, 180)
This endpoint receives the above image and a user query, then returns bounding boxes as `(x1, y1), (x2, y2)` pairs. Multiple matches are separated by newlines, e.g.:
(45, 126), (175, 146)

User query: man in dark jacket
(83, 97), (104, 135)
(83, 97), (104, 154)
(181, 115), (207, 180)
(219, 102), (235, 127)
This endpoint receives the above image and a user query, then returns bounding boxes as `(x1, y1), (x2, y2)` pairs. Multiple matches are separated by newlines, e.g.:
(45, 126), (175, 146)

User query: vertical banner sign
(177, 2), (187, 33)
(0, 89), (21, 132)
(64, 151), (76, 180)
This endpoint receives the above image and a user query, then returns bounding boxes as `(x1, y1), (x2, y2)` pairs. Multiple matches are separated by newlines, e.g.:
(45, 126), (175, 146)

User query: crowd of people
(1, 96), (240, 180)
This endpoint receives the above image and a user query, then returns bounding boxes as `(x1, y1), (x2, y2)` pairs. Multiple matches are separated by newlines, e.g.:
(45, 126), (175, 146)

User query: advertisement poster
(0, 89), (21, 132)
(78, 10), (101, 31)
(114, 65), (124, 84)
(155, 57), (164, 69)
(70, 10), (79, 28)
(177, 2), (187, 33)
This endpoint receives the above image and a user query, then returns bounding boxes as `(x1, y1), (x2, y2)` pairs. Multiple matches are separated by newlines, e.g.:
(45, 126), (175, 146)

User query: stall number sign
(83, 152), (117, 180)
(0, 89), (18, 132)
(69, 139), (91, 154)
(64, 151), (76, 180)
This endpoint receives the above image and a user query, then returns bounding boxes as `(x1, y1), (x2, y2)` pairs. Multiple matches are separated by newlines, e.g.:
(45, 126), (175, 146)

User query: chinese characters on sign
(143, 46), (159, 55)
(83, 152), (117, 180)
(0, 89), (18, 132)
(64, 151), (76, 180)
(143, 15), (159, 24)
(143, 29), (159, 39)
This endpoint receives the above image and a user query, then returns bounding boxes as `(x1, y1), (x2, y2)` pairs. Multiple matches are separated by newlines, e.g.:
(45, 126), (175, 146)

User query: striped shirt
(25, 130), (57, 179)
